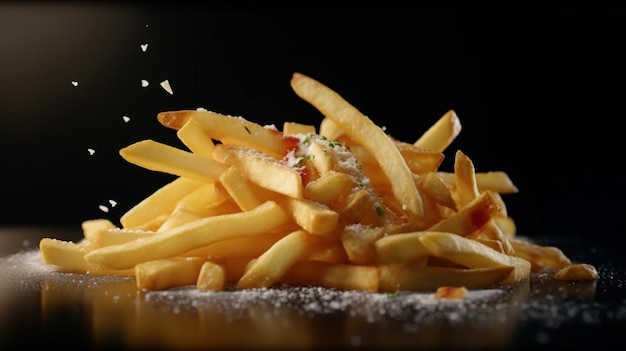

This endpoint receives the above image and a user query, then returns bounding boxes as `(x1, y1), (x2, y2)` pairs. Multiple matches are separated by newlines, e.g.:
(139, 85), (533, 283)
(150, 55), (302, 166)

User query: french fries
(39, 72), (597, 294)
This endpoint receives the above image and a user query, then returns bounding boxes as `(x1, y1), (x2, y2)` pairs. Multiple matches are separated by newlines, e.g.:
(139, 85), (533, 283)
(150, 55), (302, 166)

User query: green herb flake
(387, 290), (400, 298)
(375, 206), (384, 216)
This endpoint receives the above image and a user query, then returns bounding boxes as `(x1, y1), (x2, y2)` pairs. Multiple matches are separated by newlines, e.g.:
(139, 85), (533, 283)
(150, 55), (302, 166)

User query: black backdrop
(0, 2), (622, 242)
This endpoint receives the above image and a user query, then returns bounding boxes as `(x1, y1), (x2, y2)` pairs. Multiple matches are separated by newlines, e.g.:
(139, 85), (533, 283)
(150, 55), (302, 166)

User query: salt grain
(140, 43), (148, 52)
(109, 200), (117, 207)
(87, 148), (95, 155)
(141, 80), (149, 88)
(99, 205), (109, 213)
(71, 81), (79, 87)
(122, 116), (130, 123)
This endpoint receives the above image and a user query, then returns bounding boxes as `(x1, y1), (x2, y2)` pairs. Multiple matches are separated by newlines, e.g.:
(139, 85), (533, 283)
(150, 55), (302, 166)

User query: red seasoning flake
(434, 286), (468, 299)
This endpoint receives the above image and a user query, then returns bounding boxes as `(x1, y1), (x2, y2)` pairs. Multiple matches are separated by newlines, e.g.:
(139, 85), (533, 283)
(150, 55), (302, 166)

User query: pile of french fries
(39, 73), (598, 293)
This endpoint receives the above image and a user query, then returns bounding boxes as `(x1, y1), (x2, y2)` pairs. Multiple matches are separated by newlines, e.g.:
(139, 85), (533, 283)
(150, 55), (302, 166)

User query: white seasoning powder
(160, 80), (173, 95)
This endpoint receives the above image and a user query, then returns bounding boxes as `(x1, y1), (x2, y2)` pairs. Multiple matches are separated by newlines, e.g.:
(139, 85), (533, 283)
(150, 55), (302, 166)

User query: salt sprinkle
(71, 81), (79, 87)
(99, 205), (109, 213)
(122, 116), (131, 123)
(141, 80), (149, 88)
(160, 80), (173, 95)
(140, 43), (148, 52)
(109, 200), (117, 207)
(87, 148), (95, 156)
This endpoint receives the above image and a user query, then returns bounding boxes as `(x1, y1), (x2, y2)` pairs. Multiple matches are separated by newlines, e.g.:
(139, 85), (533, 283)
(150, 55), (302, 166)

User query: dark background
(0, 2), (622, 242)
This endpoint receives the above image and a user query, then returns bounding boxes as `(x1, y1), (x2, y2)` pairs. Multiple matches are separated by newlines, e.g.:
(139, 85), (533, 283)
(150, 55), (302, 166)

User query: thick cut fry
(418, 232), (531, 283)
(282, 260), (380, 292)
(290, 72), (423, 222)
(306, 139), (339, 175)
(280, 197), (339, 235)
(135, 257), (206, 291)
(379, 264), (513, 292)
(341, 225), (386, 264)
(89, 228), (157, 248)
(39, 238), (134, 275)
(303, 170), (354, 205)
(374, 231), (434, 264)
(414, 109), (462, 152)
(213, 144), (304, 199)
(84, 201), (289, 270)
(237, 230), (313, 289)
(196, 261), (227, 291)
(157, 205), (204, 232)
(120, 177), (205, 229)
(158, 110), (296, 160)
(176, 117), (216, 158)
(119, 139), (227, 183)
(219, 165), (263, 211)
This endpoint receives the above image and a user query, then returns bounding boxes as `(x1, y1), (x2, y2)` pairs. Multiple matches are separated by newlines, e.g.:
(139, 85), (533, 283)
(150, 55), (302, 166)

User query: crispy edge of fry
(84, 201), (289, 270)
(290, 72), (423, 222)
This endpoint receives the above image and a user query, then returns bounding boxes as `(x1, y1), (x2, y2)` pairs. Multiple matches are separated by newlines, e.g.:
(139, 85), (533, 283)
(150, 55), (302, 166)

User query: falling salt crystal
(109, 200), (117, 207)
(160, 80), (173, 95)
(99, 205), (109, 213)
(141, 80), (149, 88)
(87, 148), (95, 155)
(140, 43), (148, 52)
(122, 116), (130, 123)
(71, 81), (79, 87)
